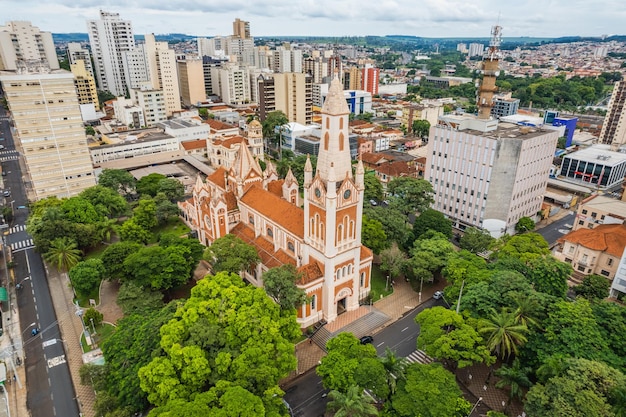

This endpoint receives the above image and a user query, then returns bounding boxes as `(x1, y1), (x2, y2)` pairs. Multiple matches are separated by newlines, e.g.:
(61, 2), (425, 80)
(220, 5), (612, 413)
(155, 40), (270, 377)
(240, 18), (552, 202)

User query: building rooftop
(580, 195), (626, 218)
(558, 223), (626, 258)
(438, 114), (558, 139)
(564, 144), (626, 167)
(97, 130), (175, 148)
(158, 119), (198, 129)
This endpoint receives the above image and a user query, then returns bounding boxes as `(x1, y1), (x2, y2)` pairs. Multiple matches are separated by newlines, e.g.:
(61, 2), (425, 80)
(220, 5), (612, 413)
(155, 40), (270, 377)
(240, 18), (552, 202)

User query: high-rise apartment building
(122, 44), (149, 90)
(344, 66), (362, 91)
(361, 65), (379, 95)
(66, 42), (94, 79)
(214, 64), (251, 105)
(258, 72), (313, 125)
(87, 10), (135, 96)
(0, 21), (58, 71)
(599, 81), (626, 147)
(144, 34), (181, 116)
(70, 60), (99, 107)
(233, 18), (250, 39)
(202, 56), (228, 97)
(197, 36), (225, 58)
(0, 70), (96, 199)
(132, 87), (167, 126)
(426, 115), (558, 237)
(468, 43), (485, 57)
(177, 58), (206, 107)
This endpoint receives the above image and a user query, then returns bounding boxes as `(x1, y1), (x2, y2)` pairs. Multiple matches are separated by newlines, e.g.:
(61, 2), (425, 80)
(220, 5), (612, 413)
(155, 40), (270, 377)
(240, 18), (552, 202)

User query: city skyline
(3, 0), (625, 39)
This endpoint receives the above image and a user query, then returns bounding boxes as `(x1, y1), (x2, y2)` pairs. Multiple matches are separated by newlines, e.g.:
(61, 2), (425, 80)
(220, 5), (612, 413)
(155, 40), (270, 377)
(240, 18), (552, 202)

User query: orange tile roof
(298, 262), (324, 286)
(558, 223), (626, 257)
(361, 152), (386, 165)
(229, 223), (296, 269)
(206, 118), (238, 131)
(207, 166), (227, 189)
(224, 191), (238, 211)
(267, 180), (284, 197)
(361, 245), (373, 261)
(216, 135), (246, 149)
(181, 140), (206, 150)
(240, 185), (304, 238)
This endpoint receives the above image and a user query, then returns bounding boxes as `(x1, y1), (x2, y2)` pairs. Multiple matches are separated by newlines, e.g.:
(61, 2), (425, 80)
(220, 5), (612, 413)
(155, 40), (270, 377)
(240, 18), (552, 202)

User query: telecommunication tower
(477, 25), (502, 119)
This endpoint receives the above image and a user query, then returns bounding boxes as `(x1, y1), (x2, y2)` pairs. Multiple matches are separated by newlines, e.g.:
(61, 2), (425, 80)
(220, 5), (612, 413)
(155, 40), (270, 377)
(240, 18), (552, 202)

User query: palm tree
(379, 348), (408, 398)
(536, 355), (568, 383)
(512, 294), (541, 329)
(95, 218), (118, 243)
(478, 308), (528, 361)
(495, 359), (532, 411)
(43, 237), (81, 272)
(327, 386), (378, 417)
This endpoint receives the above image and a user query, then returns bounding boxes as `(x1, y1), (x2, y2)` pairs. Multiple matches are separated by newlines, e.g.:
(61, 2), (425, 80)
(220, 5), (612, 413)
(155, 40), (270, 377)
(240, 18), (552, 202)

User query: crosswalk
(405, 349), (434, 365)
(10, 238), (34, 252)
(8, 224), (26, 234)
(0, 149), (18, 162)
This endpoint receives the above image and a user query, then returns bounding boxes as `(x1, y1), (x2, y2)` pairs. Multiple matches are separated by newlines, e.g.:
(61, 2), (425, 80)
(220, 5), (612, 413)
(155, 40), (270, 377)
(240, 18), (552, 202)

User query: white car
(433, 291), (444, 300)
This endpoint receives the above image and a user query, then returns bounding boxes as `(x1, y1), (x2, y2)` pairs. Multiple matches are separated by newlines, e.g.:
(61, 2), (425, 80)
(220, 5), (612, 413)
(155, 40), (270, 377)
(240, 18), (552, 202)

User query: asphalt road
(283, 298), (444, 417)
(1, 104), (80, 417)
(536, 211), (575, 246)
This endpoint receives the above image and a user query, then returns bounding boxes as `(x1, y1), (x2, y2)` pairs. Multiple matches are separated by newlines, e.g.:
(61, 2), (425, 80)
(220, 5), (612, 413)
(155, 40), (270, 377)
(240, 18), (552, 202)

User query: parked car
(433, 291), (444, 300)
(359, 335), (374, 344)
(3, 191), (10, 197)
(369, 199), (377, 206)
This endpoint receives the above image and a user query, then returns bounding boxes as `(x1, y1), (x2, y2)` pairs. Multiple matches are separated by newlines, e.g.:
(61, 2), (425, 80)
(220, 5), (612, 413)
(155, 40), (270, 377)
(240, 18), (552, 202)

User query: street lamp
(16, 276), (30, 289)
(21, 322), (36, 337)
(467, 397), (482, 417)
(386, 275), (390, 291)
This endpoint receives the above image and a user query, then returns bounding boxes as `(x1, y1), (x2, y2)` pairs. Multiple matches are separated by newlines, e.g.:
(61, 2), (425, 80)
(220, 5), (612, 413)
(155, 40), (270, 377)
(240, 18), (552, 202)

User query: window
(267, 227), (273, 237)
(582, 209), (588, 215)
(360, 272), (365, 287)
(287, 241), (295, 252)
(310, 295), (316, 310)
(578, 220), (584, 225)
(608, 258), (614, 266)
(249, 215), (254, 225)
(601, 270), (610, 277)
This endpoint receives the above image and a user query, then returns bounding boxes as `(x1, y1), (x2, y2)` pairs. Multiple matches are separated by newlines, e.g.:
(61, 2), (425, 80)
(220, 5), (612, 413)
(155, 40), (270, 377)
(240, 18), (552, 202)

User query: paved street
(1, 105), (80, 417)
(536, 210), (575, 246)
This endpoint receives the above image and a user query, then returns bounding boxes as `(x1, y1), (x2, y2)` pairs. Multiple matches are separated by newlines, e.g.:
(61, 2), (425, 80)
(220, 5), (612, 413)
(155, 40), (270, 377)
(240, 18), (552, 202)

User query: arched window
(249, 215), (254, 225)
(311, 295), (317, 310)
(324, 132), (329, 150)
(287, 241), (295, 252)
(342, 266), (346, 277)
(267, 227), (273, 237)
(336, 269), (340, 280)
(326, 117), (329, 129)
(360, 272), (365, 287)
(349, 220), (355, 239)
(337, 224), (343, 243)
(340, 118), (344, 129)
(339, 132), (344, 151)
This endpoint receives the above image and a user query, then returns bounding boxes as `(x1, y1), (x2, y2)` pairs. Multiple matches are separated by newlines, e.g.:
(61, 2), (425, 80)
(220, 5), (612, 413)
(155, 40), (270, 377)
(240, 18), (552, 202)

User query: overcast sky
(3, 0), (625, 38)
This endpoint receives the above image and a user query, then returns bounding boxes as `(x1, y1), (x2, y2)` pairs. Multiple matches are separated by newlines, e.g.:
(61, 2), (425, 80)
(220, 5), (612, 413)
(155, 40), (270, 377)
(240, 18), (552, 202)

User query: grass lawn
(81, 322), (116, 353)
(150, 217), (191, 243)
(83, 243), (109, 261)
(369, 264), (394, 302)
(75, 283), (100, 308)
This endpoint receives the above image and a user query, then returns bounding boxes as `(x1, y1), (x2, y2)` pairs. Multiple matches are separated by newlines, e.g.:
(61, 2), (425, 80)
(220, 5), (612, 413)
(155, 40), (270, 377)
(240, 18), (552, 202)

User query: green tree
(416, 306), (494, 370)
(136, 173), (167, 197)
(83, 307), (104, 328)
(515, 216), (535, 233)
(154, 192), (180, 224)
(361, 216), (389, 255)
(459, 227), (494, 253)
(124, 245), (192, 290)
(133, 198), (158, 230)
(525, 358), (625, 417)
(526, 256), (572, 298)
(592, 302), (626, 363)
(495, 233), (550, 263)
(97, 90), (116, 106)
(116, 281), (164, 315)
(380, 347), (408, 398)
(79, 185), (128, 218)
(411, 208), (452, 240)
(610, 385), (626, 417)
(60, 196), (104, 224)
(386, 177), (434, 216)
(390, 362), (471, 417)
(94, 218), (118, 243)
(262, 264), (307, 310)
(101, 241), (143, 280)
(157, 178), (185, 202)
(407, 232), (454, 286)
(411, 119), (431, 138)
(261, 110), (289, 147)
(43, 237), (82, 272)
(317, 333), (379, 393)
(478, 308), (528, 360)
(69, 258), (105, 295)
(138, 272), (300, 412)
(102, 303), (177, 413)
(203, 234), (260, 274)
(98, 169), (136, 198)
(327, 386), (379, 417)
(118, 219), (151, 244)
(364, 172), (383, 202)
(363, 206), (411, 248)
(574, 274), (610, 301)
(495, 359), (532, 410)
(380, 244), (407, 280)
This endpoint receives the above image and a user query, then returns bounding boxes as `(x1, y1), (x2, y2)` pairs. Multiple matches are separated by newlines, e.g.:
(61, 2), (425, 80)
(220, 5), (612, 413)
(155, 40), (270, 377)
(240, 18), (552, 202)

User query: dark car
(359, 335), (374, 345)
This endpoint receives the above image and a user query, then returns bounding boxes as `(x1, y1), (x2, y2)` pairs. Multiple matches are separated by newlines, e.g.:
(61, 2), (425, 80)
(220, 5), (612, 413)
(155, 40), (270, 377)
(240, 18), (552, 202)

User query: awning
(0, 287), (7, 302)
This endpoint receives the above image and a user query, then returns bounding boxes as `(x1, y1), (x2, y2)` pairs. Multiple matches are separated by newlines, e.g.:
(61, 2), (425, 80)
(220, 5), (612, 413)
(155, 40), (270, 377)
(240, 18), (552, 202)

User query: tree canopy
(203, 234), (260, 274)
(262, 264), (307, 311)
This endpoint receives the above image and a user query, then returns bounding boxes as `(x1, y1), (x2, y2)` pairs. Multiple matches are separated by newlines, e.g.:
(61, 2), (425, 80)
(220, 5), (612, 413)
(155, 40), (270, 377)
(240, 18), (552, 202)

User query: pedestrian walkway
(405, 349), (433, 365)
(10, 238), (33, 252)
(7, 225), (26, 234)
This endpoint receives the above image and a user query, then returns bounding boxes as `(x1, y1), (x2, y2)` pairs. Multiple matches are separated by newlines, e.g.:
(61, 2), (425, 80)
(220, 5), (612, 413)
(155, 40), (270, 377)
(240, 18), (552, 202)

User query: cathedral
(179, 74), (373, 328)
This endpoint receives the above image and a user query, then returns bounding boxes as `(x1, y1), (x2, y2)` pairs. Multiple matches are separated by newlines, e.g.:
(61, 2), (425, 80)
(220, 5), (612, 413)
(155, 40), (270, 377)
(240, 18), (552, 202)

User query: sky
(3, 0), (625, 38)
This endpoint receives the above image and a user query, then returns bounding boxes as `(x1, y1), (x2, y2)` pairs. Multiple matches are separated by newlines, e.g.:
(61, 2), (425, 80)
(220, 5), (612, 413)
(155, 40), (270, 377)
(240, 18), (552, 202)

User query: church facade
(179, 75), (372, 328)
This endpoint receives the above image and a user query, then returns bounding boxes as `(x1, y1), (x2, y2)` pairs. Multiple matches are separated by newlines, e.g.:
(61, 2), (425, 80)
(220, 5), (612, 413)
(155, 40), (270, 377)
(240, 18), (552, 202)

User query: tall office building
(344, 66), (362, 91)
(66, 42), (94, 79)
(0, 21), (58, 71)
(177, 58), (206, 107)
(426, 116), (558, 237)
(599, 81), (626, 147)
(202, 56), (228, 97)
(144, 34), (181, 116)
(214, 64), (251, 105)
(468, 43), (485, 57)
(122, 44), (149, 90)
(233, 18), (250, 39)
(0, 70), (96, 199)
(70, 60), (99, 107)
(87, 10), (135, 96)
(258, 72), (313, 125)
(197, 36), (225, 58)
(361, 65), (379, 95)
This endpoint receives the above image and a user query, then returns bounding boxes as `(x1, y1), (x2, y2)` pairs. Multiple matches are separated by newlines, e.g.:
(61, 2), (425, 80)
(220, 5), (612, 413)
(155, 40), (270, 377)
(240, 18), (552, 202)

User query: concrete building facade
(144, 34), (181, 116)
(70, 60), (99, 108)
(0, 21), (58, 71)
(0, 70), (95, 199)
(87, 10), (135, 96)
(258, 72), (313, 125)
(599, 81), (626, 146)
(426, 116), (558, 237)
(177, 58), (206, 107)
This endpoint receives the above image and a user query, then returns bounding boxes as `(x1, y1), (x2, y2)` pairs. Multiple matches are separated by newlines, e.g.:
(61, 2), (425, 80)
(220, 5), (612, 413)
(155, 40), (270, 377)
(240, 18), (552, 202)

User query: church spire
(316, 71), (352, 184)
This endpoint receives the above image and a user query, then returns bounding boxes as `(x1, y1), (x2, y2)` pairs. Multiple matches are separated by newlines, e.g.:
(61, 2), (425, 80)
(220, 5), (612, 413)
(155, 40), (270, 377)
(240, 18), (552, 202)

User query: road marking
(376, 342), (385, 347)
(401, 326), (409, 332)
(42, 339), (57, 348)
(47, 355), (66, 368)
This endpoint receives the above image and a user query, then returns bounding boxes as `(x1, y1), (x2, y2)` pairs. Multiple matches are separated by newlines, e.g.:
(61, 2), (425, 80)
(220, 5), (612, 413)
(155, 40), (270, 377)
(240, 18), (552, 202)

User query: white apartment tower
(0, 21), (58, 71)
(0, 70), (96, 199)
(214, 64), (251, 105)
(426, 116), (558, 237)
(87, 11), (135, 96)
(144, 34), (181, 116)
(599, 81), (626, 147)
